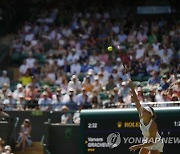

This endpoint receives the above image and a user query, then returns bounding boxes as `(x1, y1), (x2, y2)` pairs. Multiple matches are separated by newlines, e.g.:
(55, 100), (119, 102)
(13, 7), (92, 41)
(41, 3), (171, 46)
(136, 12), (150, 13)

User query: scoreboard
(79, 107), (180, 154)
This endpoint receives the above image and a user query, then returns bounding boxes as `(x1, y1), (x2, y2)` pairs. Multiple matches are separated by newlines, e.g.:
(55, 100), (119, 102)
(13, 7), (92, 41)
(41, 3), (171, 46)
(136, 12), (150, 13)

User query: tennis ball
(107, 46), (113, 52)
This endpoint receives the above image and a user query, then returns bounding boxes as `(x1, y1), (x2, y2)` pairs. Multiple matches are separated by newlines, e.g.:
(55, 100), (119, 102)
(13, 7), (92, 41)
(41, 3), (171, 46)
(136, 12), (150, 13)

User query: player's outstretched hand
(129, 144), (141, 152)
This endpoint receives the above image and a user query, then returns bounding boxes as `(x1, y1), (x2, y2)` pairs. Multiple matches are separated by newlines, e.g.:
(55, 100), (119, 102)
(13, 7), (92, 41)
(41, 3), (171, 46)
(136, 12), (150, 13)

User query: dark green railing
(41, 118), (52, 154)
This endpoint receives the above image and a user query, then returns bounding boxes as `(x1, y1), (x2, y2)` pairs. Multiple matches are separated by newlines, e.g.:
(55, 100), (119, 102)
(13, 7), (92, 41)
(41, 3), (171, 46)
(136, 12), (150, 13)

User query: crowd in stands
(0, 1), (180, 112)
(0, 137), (12, 154)
(0, 109), (12, 154)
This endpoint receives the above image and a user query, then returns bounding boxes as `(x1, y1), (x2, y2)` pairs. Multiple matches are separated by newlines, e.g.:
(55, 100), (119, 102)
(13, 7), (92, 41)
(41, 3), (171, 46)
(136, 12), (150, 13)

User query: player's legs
(148, 150), (160, 154)
(139, 148), (149, 154)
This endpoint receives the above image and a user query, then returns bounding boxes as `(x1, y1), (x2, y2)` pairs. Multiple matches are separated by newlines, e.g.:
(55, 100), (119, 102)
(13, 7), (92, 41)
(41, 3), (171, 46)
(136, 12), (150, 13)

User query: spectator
(89, 50), (98, 66)
(60, 76), (69, 93)
(0, 107), (9, 120)
(112, 87), (119, 103)
(136, 29), (147, 43)
(61, 105), (73, 124)
(2, 145), (12, 154)
(171, 94), (179, 102)
(98, 48), (109, 64)
(155, 87), (164, 102)
(116, 95), (126, 108)
(38, 91), (52, 110)
(90, 90), (101, 109)
(159, 63), (169, 77)
(25, 52), (36, 69)
(70, 59), (81, 75)
(146, 58), (159, 75)
(92, 76), (102, 93)
(105, 75), (116, 92)
(136, 87), (144, 103)
(147, 88), (156, 102)
(77, 87), (90, 107)
(82, 76), (93, 93)
(0, 86), (8, 102)
(103, 94), (115, 108)
(147, 71), (160, 87)
(134, 60), (147, 77)
(98, 72), (107, 87)
(19, 70), (32, 86)
(0, 70), (10, 88)
(52, 92), (64, 111)
(11, 36), (23, 53)
(22, 41), (32, 53)
(119, 81), (130, 98)
(73, 103), (82, 124)
(40, 85), (52, 99)
(68, 75), (81, 94)
(16, 94), (26, 110)
(62, 88), (77, 104)
(24, 83), (38, 109)
(159, 75), (170, 91)
(135, 42), (145, 61)
(0, 137), (5, 153)
(13, 84), (25, 101)
(16, 119), (32, 151)
(3, 93), (16, 111)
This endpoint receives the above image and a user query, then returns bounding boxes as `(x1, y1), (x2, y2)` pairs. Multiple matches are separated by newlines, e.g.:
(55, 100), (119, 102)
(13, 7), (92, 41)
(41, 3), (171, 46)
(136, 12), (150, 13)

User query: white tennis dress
(140, 118), (164, 152)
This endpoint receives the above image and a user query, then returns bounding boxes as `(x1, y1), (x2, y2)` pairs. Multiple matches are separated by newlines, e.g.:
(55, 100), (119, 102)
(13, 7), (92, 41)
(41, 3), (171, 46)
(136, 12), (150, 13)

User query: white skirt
(144, 140), (164, 152)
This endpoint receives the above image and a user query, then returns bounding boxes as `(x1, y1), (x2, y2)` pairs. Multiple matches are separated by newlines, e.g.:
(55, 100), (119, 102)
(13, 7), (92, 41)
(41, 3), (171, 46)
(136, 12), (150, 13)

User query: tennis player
(128, 79), (164, 154)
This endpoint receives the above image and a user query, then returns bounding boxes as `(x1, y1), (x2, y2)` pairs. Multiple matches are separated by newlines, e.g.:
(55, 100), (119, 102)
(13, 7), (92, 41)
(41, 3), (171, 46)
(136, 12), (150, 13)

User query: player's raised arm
(128, 79), (142, 113)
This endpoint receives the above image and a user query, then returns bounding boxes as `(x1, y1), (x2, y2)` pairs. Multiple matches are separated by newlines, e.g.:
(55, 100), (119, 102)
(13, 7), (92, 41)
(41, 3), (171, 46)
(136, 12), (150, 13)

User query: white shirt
(146, 64), (159, 74)
(112, 26), (119, 34)
(26, 58), (35, 68)
(62, 28), (72, 38)
(24, 33), (34, 42)
(57, 58), (65, 67)
(38, 98), (52, 110)
(68, 81), (81, 92)
(19, 64), (28, 74)
(140, 118), (161, 139)
(0, 77), (10, 87)
(70, 63), (81, 75)
(13, 90), (25, 100)
(136, 48), (145, 60)
(47, 72), (56, 82)
(62, 94), (77, 104)
(73, 110), (81, 124)
(152, 43), (160, 52)
(76, 93), (90, 105)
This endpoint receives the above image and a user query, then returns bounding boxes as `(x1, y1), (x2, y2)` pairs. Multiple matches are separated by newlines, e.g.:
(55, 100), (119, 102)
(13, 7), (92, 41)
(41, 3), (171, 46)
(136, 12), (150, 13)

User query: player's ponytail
(149, 106), (157, 120)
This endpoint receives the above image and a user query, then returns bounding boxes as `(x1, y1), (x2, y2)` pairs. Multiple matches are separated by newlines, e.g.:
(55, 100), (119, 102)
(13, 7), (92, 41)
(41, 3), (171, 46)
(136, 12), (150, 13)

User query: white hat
(139, 42), (143, 45)
(7, 92), (12, 96)
(19, 94), (25, 98)
(122, 81), (126, 86)
(3, 70), (7, 74)
(4, 145), (11, 151)
(94, 76), (99, 80)
(61, 105), (69, 111)
(87, 69), (94, 75)
(137, 87), (142, 91)
(144, 106), (154, 116)
(17, 84), (23, 89)
(69, 88), (75, 92)
(71, 75), (77, 80)
(116, 58), (121, 62)
(42, 91), (48, 96)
